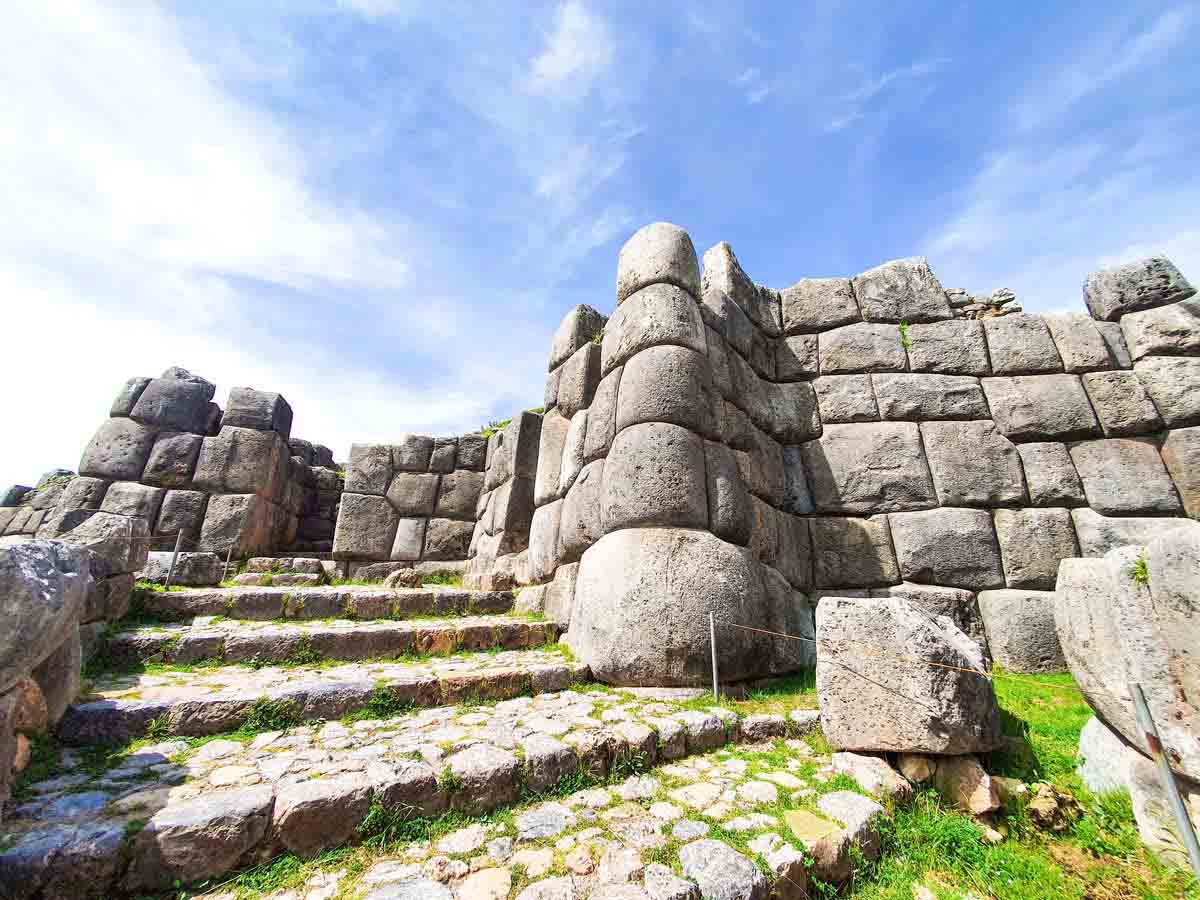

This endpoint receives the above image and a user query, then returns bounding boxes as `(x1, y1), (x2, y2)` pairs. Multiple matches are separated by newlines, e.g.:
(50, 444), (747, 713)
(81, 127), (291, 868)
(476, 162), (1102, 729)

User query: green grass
(1128, 552), (1150, 587)
(898, 320), (912, 350)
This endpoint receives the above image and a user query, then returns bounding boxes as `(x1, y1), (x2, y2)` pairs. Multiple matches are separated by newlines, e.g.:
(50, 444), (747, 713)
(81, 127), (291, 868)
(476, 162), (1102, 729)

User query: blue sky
(2, 1), (1198, 488)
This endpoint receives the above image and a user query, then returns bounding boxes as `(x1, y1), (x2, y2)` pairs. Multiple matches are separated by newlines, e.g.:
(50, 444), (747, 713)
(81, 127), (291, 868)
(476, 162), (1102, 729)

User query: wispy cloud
(824, 57), (948, 132)
(527, 0), (614, 97)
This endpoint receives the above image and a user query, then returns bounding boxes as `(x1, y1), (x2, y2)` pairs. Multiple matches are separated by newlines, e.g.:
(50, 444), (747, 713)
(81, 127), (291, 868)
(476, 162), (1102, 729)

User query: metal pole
(222, 545), (234, 583)
(709, 611), (719, 701)
(1132, 682), (1200, 878)
(164, 529), (184, 590)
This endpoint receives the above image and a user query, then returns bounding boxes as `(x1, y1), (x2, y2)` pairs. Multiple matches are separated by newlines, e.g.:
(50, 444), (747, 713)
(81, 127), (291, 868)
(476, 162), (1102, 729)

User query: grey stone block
(192, 426), (287, 499)
(889, 507), (1005, 590)
(736, 425), (785, 506)
(110, 377), (152, 417)
(721, 399), (754, 450)
(906, 320), (991, 375)
(781, 446), (814, 515)
(814, 375), (878, 423)
(602, 283), (706, 376)
(429, 438), (457, 473)
(775, 333), (819, 380)
(544, 364), (561, 410)
(345, 444), (393, 496)
(1070, 507), (1196, 557)
(1081, 370), (1164, 436)
(385, 472), (439, 517)
(1094, 320), (1133, 368)
(390, 518), (426, 561)
(559, 460), (604, 563)
(198, 493), (274, 557)
(703, 241), (780, 335)
(550, 304), (606, 370)
(528, 499), (563, 583)
(747, 494), (779, 566)
(920, 420), (1026, 507)
(333, 493), (400, 560)
(1069, 438), (1182, 515)
(288, 438), (315, 465)
(679, 840), (768, 900)
(801, 422), (936, 514)
(780, 277), (860, 333)
(434, 470), (484, 521)
(490, 475), (535, 535)
(142, 431), (202, 488)
(1045, 314), (1119, 372)
(810, 515), (899, 588)
(763, 381), (822, 443)
(55, 476), (111, 514)
(706, 441), (750, 545)
(702, 285), (757, 361)
(983, 315), (1063, 375)
(545, 562), (579, 627)
(819, 322), (906, 374)
(557, 342), (601, 419)
(393, 435), (434, 473)
(1120, 297), (1200, 360)
(221, 387), (293, 440)
(533, 407), (571, 506)
(616, 345), (716, 437)
(617, 222), (700, 305)
(154, 490), (207, 548)
(422, 518), (474, 560)
(583, 366), (621, 462)
(1162, 427), (1200, 517)
(559, 409), (588, 496)
(601, 423), (708, 532)
(1135, 356), (1200, 427)
(852, 257), (952, 324)
(873, 374), (987, 420)
(129, 374), (214, 433)
(707, 326), (733, 397)
(1015, 442), (1085, 506)
(1083, 255), (1195, 321)
(100, 481), (165, 523)
(78, 418), (157, 481)
(456, 434), (488, 472)
(982, 374), (1101, 440)
(778, 513), (815, 590)
(993, 508), (1078, 590)
(870, 582), (991, 666)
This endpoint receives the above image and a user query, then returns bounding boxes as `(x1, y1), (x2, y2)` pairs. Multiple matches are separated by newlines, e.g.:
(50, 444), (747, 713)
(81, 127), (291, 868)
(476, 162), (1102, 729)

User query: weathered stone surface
(617, 222), (700, 305)
(813, 375), (878, 423)
(1069, 438), (1182, 515)
(142, 431), (203, 488)
(386, 472), (439, 517)
(762, 381), (821, 444)
(992, 507), (1078, 590)
(334, 493), (400, 560)
(817, 595), (1001, 753)
(1081, 370), (1164, 436)
(545, 562), (579, 627)
(1045, 314), (1120, 373)
(920, 421), (1026, 507)
(644, 863), (699, 900)
(457, 434), (488, 472)
(1162, 427), (1200, 517)
(1120, 297), (1200, 360)
(981, 315), (1063, 375)
(889, 508), (1004, 591)
(801, 422), (936, 514)
(559, 460), (604, 563)
(616, 345), (716, 438)
(775, 333), (819, 381)
(222, 386), (293, 440)
(906, 319), (990, 375)
(780, 447), (813, 516)
(780, 277), (860, 333)
(534, 408), (571, 507)
(154, 489), (208, 548)
(491, 476), (535, 537)
(703, 241), (780, 335)
(97, 480), (165, 524)
(852, 257), (952, 324)
(978, 589), (1065, 673)
(193, 426), (287, 499)
(139, 551), (224, 587)
(558, 411), (588, 497)
(111, 376), (152, 417)
(1084, 255), (1196, 321)
(818, 322), (906, 374)
(129, 372), (215, 433)
(570, 528), (771, 685)
(869, 583), (991, 664)
(601, 423), (708, 532)
(583, 366), (621, 462)
(274, 775), (373, 857)
(873, 373), (987, 420)
(550, 304), (607, 371)
(1135, 356), (1200, 427)
(810, 516), (898, 588)
(982, 374), (1100, 441)
(1094, 320), (1133, 367)
(435, 470), (484, 521)
(447, 743), (519, 813)
(528, 500), (563, 583)
(603, 284), (707, 377)
(50, 477), (111, 516)
(423, 518), (474, 560)
(558, 343), (602, 420)
(1015, 442), (1085, 507)
(63, 510), (149, 576)
(521, 732), (578, 793)
(391, 518), (427, 562)
(706, 442), (751, 545)
(124, 785), (274, 890)
(393, 435), (435, 473)
(1071, 508), (1197, 557)
(679, 839), (768, 900)
(897, 754), (935, 783)
(933, 755), (999, 814)
(78, 418), (158, 481)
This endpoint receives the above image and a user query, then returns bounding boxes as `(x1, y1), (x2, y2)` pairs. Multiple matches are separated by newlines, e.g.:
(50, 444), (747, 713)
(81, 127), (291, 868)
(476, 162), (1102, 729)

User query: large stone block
(813, 375), (878, 423)
(154, 490), (208, 549)
(701, 287), (756, 359)
(617, 222), (701, 305)
(544, 561), (579, 626)
(906, 320), (990, 375)
(1162, 427), (1200, 518)
(602, 283), (707, 376)
(873, 374), (987, 420)
(816, 595), (1001, 753)
(434, 470), (484, 521)
(982, 374), (1100, 441)
(129, 370), (215, 433)
(570, 528), (772, 685)
(533, 408), (571, 506)
(429, 438), (457, 473)
(422, 518), (474, 560)
(221, 387), (293, 440)
(78, 418), (157, 481)
(1134, 356), (1200, 427)
(456, 434), (488, 472)
(385, 472), (439, 517)
(550, 304), (606, 370)
(919, 421), (1026, 507)
(983, 315), (1063, 375)
(763, 381), (821, 443)
(583, 367), (621, 464)
(528, 499), (563, 583)
(736, 425), (786, 507)
(616, 345), (717, 437)
(775, 333), (819, 380)
(851, 257), (952, 324)
(780, 277), (860, 333)
(1094, 320), (1133, 367)
(601, 423), (707, 532)
(869, 582), (991, 665)
(1120, 297), (1200, 360)
(1045, 314), (1119, 372)
(61, 510), (150, 577)
(705, 442), (750, 546)
(780, 446), (814, 515)
(1081, 371), (1164, 436)
(491, 475), (535, 535)
(141, 431), (202, 488)
(54, 476), (111, 514)
(977, 589), (1065, 673)
(775, 511), (812, 590)
(1083, 255), (1196, 321)
(888, 507), (1004, 591)
(558, 460), (604, 564)
(1015, 442), (1085, 507)
(1069, 438), (1182, 515)
(818, 323), (906, 374)
(99, 481), (165, 523)
(393, 434), (435, 473)
(193, 426), (287, 499)
(332, 493), (399, 560)
(993, 507), (1078, 590)
(1070, 508), (1196, 557)
(557, 342), (601, 419)
(703, 241), (781, 335)
(800, 422), (936, 514)
(810, 515), (899, 588)
(110, 376), (152, 417)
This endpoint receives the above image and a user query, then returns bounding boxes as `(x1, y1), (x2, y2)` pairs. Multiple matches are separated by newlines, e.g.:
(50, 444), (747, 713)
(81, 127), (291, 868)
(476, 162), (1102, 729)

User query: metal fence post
(1132, 682), (1200, 878)
(709, 611), (719, 701)
(163, 529), (184, 590)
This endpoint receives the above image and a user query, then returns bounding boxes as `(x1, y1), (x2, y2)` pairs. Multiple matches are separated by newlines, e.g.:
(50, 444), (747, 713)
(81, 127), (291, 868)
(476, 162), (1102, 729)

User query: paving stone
(831, 752), (912, 802)
(679, 839), (768, 900)
(273, 775), (373, 857)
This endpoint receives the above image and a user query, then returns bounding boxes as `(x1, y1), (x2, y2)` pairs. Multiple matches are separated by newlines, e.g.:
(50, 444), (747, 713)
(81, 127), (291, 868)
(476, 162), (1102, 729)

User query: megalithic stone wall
(332, 433), (487, 568)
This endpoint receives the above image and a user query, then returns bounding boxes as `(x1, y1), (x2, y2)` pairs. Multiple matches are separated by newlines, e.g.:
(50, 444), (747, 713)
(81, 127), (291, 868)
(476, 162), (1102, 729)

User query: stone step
(4, 685), (824, 898)
(135, 584), (515, 622)
(98, 616), (560, 668)
(61, 650), (591, 744)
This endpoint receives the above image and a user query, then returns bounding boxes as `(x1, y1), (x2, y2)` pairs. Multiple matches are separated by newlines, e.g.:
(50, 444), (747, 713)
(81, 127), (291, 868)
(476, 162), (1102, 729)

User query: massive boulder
(816, 595), (1001, 754)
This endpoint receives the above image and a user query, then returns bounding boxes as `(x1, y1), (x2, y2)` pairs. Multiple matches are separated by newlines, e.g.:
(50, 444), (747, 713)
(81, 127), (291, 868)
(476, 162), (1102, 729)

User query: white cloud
(845, 58), (948, 104)
(527, 1), (614, 97)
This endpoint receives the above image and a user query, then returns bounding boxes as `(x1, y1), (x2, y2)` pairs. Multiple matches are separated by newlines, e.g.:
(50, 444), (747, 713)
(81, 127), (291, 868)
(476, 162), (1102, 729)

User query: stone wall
(332, 433), (487, 568)
(0, 470), (74, 538)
